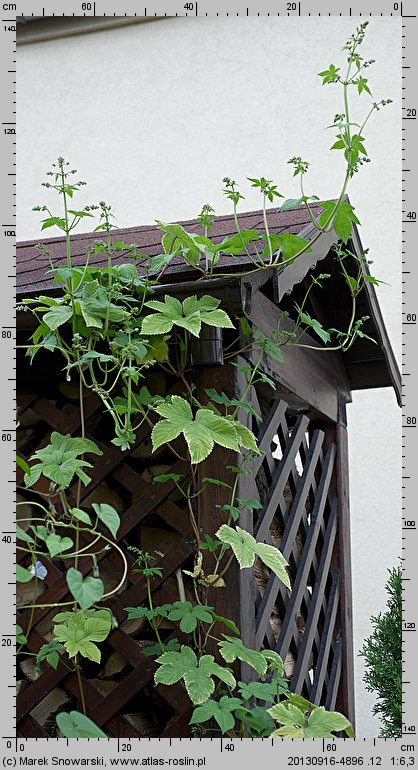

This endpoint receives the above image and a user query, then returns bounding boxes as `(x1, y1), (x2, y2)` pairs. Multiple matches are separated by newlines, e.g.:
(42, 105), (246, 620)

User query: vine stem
(233, 201), (265, 269)
(17, 524), (128, 606)
(75, 661), (87, 716)
(187, 496), (201, 556)
(262, 193), (274, 265)
(300, 173), (320, 229)
(206, 553), (234, 590)
(73, 372), (86, 572)
(146, 575), (165, 654)
(16, 545), (38, 655)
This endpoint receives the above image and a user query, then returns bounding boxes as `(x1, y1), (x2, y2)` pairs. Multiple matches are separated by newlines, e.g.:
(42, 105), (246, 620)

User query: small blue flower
(29, 560), (48, 580)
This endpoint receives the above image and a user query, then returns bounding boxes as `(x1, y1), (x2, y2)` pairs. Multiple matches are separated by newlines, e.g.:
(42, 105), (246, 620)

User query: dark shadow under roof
(16, 201), (401, 406)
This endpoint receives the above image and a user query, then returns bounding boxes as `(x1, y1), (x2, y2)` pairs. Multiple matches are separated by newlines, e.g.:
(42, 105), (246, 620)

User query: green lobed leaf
(267, 699), (353, 738)
(142, 295), (234, 338)
(43, 304), (73, 331)
(261, 649), (285, 677)
(24, 433), (102, 489)
(216, 525), (290, 589)
(216, 525), (255, 569)
(235, 705), (276, 737)
(40, 216), (66, 231)
(238, 680), (277, 702)
(153, 473), (183, 484)
(168, 601), (214, 633)
(276, 233), (312, 262)
(297, 308), (331, 344)
(214, 230), (260, 256)
(319, 200), (360, 244)
(271, 725), (305, 738)
(154, 645), (236, 705)
(211, 614), (240, 634)
(268, 702), (306, 728)
(218, 636), (268, 676)
(35, 640), (65, 672)
(305, 706), (353, 738)
(142, 638), (181, 657)
(252, 541), (291, 589)
(53, 609), (111, 663)
(190, 696), (242, 734)
(280, 198), (304, 212)
(152, 396), (259, 465)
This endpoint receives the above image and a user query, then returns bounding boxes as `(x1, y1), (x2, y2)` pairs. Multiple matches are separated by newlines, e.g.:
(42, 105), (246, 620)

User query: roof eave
(347, 221), (402, 407)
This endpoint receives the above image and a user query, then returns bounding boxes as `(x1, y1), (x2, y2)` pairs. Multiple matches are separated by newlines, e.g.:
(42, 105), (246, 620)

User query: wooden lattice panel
(249, 390), (343, 710)
(16, 356), (350, 736)
(16, 377), (195, 738)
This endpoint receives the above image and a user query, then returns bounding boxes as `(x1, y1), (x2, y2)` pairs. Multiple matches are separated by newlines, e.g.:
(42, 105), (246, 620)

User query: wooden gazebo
(16, 200), (401, 738)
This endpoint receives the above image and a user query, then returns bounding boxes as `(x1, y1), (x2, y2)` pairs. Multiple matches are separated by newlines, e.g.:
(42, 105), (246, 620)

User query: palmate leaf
(318, 64), (340, 85)
(218, 636), (268, 676)
(154, 645), (236, 705)
(157, 221), (203, 267)
(261, 649), (285, 676)
(53, 609), (111, 663)
(141, 295), (234, 338)
(151, 396), (260, 465)
(234, 705), (276, 737)
(262, 233), (312, 262)
(216, 525), (291, 589)
(43, 304), (73, 331)
(167, 601), (214, 633)
(142, 638), (181, 657)
(268, 701), (353, 738)
(319, 200), (360, 244)
(214, 230), (260, 255)
(56, 711), (107, 739)
(35, 640), (65, 672)
(190, 696), (243, 734)
(124, 604), (171, 624)
(23, 432), (102, 490)
(204, 388), (261, 419)
(304, 706), (353, 737)
(296, 307), (331, 344)
(238, 680), (277, 703)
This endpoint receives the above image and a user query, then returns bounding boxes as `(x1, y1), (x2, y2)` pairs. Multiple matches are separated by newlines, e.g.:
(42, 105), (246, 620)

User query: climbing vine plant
(16, 22), (391, 739)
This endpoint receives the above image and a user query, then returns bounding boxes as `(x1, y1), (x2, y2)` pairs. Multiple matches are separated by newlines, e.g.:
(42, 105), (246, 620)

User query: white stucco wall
(17, 16), (401, 736)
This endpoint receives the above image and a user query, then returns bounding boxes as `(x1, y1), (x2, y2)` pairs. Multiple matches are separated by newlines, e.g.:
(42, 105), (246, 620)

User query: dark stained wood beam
(333, 401), (356, 728)
(245, 290), (351, 422)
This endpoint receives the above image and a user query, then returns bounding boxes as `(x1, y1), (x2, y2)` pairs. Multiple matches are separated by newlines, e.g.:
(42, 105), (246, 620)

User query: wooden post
(334, 398), (356, 729)
(235, 363), (257, 679)
(196, 364), (242, 650)
(196, 361), (256, 666)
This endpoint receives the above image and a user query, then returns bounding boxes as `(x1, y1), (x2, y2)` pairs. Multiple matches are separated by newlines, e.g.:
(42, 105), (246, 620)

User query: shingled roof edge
(16, 198), (401, 405)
